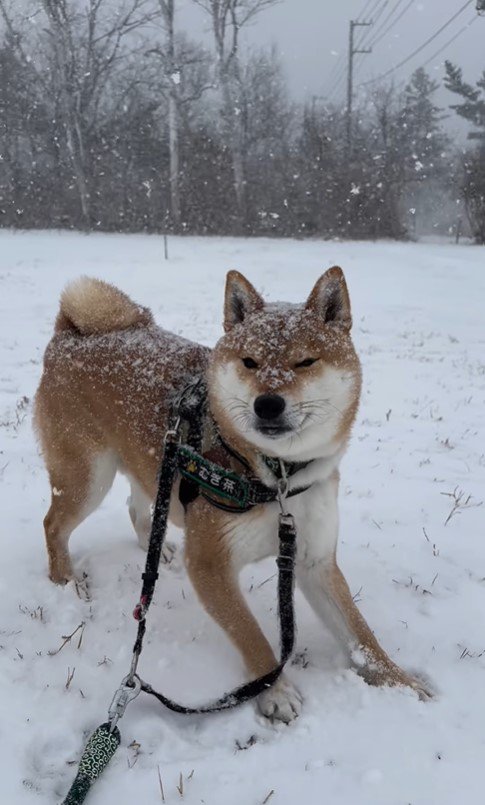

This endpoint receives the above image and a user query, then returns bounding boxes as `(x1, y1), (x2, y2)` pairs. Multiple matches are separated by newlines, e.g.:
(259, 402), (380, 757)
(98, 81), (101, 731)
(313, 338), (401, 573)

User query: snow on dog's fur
(34, 269), (430, 723)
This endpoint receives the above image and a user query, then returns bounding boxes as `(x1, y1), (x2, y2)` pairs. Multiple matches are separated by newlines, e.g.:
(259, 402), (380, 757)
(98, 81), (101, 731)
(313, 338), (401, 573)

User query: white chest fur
(225, 471), (339, 572)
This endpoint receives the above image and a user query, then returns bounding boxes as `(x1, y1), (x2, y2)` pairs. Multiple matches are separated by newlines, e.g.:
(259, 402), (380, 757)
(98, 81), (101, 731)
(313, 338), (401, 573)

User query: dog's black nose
(254, 394), (286, 421)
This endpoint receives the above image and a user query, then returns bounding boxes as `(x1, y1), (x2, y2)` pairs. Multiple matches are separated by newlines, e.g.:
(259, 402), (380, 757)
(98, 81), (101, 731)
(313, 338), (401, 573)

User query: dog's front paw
(49, 562), (75, 586)
(160, 540), (176, 564)
(398, 672), (433, 701)
(359, 663), (432, 701)
(257, 676), (302, 724)
(64, 573), (91, 601)
(50, 570), (91, 602)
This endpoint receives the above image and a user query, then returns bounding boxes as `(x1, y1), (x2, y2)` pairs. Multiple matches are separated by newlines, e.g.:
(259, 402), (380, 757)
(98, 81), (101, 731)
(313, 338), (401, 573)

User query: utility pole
(346, 20), (372, 157)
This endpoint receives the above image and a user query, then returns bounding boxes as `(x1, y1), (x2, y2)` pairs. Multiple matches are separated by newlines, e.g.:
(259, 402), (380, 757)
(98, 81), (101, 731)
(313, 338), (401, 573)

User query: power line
(346, 20), (372, 152)
(420, 13), (478, 69)
(324, 0), (393, 102)
(353, 0), (410, 77)
(325, 55), (346, 88)
(326, 62), (348, 103)
(324, 47), (348, 98)
(370, 0), (407, 40)
(328, 1), (386, 102)
(358, 0), (475, 87)
(368, 0), (415, 48)
(324, 0), (380, 97)
(368, 0), (392, 25)
(358, 0), (385, 23)
(356, 0), (378, 22)
(356, 0), (389, 47)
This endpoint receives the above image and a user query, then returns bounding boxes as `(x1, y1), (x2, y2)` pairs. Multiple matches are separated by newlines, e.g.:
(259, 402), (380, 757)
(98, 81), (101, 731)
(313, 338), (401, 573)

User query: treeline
(0, 0), (483, 242)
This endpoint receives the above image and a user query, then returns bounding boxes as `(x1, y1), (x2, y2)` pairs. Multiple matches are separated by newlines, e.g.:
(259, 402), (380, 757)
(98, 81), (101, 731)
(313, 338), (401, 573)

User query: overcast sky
(178, 0), (483, 123)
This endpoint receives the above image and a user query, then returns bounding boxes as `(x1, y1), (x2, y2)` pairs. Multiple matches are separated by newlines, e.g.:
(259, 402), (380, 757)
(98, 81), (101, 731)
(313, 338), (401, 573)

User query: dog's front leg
(185, 502), (302, 723)
(297, 476), (431, 699)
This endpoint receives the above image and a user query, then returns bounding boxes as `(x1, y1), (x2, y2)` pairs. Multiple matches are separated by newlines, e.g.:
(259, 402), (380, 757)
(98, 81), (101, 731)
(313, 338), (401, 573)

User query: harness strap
(199, 485), (309, 514)
(217, 434), (310, 480)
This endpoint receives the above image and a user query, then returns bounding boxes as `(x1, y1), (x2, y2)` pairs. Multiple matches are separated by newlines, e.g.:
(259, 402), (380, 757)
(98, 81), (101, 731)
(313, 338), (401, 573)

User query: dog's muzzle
(254, 394), (292, 437)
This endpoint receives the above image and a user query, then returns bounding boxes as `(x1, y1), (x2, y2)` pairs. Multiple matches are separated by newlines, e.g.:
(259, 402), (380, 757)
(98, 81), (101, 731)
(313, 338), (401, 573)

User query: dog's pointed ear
(224, 270), (264, 332)
(305, 267), (352, 330)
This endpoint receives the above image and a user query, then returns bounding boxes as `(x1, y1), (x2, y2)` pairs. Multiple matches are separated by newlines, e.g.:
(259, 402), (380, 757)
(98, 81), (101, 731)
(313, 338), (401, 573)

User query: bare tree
(192, 0), (277, 230)
(0, 2), (455, 238)
(0, 0), (158, 226)
(149, 1), (212, 230)
(154, 1), (180, 228)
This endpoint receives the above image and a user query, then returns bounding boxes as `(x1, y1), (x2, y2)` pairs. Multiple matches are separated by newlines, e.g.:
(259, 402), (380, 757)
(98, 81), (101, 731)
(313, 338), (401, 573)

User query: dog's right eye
(295, 358), (318, 368)
(242, 357), (259, 369)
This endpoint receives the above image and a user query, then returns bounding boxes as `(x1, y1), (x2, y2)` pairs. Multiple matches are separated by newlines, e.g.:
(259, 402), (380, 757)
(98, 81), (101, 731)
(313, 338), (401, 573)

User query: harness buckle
(279, 512), (296, 529)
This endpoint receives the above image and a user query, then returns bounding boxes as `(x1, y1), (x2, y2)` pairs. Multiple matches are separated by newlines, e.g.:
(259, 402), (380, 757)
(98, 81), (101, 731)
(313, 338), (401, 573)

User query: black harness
(178, 438), (311, 513)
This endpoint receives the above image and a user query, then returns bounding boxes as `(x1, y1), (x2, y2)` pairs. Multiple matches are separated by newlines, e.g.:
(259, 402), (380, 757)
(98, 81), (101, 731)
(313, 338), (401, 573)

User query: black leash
(139, 512), (296, 713)
(61, 379), (304, 803)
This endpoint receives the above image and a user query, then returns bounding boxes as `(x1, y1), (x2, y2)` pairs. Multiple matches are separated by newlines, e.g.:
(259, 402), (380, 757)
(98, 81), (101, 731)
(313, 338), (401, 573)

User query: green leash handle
(62, 723), (120, 805)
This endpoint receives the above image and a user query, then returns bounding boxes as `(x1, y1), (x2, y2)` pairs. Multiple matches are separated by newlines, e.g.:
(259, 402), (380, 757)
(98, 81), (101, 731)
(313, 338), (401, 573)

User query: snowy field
(1, 230), (485, 805)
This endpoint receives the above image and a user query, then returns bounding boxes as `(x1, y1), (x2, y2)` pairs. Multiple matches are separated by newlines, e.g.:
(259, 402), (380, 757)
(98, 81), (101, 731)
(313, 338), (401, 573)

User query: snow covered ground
(1, 230), (484, 805)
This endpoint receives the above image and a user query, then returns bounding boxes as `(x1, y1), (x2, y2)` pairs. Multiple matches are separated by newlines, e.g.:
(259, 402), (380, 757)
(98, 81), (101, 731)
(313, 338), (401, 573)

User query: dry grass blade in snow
(441, 486), (483, 526)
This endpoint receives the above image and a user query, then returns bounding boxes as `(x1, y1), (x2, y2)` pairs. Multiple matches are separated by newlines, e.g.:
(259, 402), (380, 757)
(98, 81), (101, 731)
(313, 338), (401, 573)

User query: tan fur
(57, 276), (153, 334)
(324, 561), (421, 689)
(35, 272), (430, 718)
(185, 500), (278, 678)
(35, 278), (208, 581)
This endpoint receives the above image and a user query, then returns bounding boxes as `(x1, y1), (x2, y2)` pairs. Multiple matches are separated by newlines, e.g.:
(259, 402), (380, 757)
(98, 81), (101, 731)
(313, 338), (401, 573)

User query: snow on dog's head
(208, 269), (362, 460)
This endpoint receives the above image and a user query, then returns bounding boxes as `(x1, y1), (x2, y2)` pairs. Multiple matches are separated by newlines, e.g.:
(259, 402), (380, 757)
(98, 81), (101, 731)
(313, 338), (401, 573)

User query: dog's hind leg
(43, 449), (117, 585)
(127, 479), (152, 551)
(127, 478), (176, 563)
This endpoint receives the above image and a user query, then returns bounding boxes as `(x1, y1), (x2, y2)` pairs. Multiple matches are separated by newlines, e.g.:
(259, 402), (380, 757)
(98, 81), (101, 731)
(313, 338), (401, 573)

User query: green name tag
(178, 446), (249, 506)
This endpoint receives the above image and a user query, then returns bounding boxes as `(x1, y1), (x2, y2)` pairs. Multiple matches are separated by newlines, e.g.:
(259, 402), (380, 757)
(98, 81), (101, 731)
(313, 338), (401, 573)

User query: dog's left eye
(242, 357), (259, 369)
(295, 358), (318, 368)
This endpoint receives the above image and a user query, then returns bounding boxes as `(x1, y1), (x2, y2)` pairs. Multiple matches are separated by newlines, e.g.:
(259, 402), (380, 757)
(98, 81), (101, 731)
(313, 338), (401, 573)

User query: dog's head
(208, 268), (362, 460)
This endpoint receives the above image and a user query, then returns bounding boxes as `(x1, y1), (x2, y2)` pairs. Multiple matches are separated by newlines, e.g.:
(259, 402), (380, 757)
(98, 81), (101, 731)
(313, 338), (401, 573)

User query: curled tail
(56, 276), (153, 335)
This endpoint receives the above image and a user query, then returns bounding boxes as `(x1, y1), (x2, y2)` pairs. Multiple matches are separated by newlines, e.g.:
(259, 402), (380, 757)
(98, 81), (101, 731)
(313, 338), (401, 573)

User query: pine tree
(401, 67), (447, 182)
(444, 61), (485, 131)
(445, 61), (485, 244)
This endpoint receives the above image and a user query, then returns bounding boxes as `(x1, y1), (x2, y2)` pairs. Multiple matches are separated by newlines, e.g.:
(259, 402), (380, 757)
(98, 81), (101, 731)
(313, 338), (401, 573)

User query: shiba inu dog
(35, 268), (429, 722)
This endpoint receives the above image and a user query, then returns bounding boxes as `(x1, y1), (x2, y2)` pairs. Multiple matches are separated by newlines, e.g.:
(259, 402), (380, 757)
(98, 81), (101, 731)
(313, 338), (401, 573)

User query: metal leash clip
(173, 378), (205, 421)
(276, 459), (289, 517)
(108, 674), (142, 733)
(164, 414), (181, 444)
